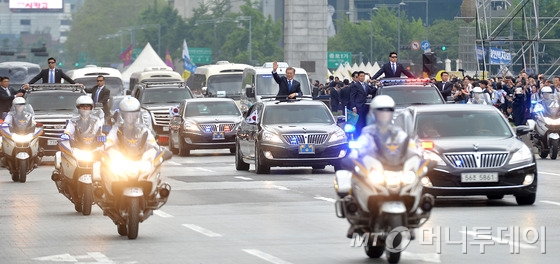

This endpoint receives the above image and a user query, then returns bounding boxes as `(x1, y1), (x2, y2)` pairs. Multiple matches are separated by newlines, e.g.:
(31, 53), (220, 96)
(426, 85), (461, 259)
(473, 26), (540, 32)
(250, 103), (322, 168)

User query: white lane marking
(242, 249), (293, 264)
(235, 176), (253, 181)
(272, 185), (289, 191)
(539, 171), (560, 176)
(33, 253), (77, 262)
(166, 161), (181, 166)
(182, 224), (222, 237)
(400, 252), (441, 263)
(461, 231), (535, 249)
(195, 167), (214, 172)
(541, 200), (560, 206)
(314, 196), (336, 203)
(154, 210), (173, 218)
(33, 252), (129, 263)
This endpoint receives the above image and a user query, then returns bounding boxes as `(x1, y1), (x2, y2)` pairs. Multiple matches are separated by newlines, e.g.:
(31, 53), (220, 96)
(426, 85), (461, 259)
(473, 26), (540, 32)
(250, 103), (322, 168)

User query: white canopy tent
(121, 43), (169, 88)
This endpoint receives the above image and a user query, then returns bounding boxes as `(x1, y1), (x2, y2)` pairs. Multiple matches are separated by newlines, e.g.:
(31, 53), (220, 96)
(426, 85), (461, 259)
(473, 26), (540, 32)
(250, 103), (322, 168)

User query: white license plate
(47, 139), (58, 145)
(163, 126), (169, 132)
(461, 172), (499, 183)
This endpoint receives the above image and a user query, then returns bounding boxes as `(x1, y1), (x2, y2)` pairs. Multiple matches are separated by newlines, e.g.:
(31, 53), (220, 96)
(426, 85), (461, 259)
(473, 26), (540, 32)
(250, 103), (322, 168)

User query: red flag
(165, 49), (174, 70)
(120, 44), (134, 67)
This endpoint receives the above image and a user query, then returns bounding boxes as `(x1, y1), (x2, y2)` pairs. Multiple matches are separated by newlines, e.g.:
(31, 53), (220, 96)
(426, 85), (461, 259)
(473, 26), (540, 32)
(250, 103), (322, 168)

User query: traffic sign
(421, 40), (431, 51)
(327, 52), (352, 69)
(189, 48), (213, 64)
(411, 41), (420, 51)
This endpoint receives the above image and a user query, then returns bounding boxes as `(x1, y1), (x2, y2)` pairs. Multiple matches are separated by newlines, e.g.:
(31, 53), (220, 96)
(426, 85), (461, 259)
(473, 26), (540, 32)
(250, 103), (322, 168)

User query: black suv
(130, 81), (193, 144)
(235, 98), (348, 174)
(25, 84), (85, 156)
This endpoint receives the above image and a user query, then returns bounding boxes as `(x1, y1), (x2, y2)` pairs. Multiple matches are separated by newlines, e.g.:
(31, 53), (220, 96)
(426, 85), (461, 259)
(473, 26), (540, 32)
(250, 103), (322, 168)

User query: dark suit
(272, 71), (302, 98)
(436, 81), (453, 97)
(339, 86), (351, 110)
(28, 68), (75, 84)
(0, 86), (26, 117)
(84, 85), (111, 121)
(349, 82), (375, 136)
(330, 87), (341, 112)
(371, 62), (415, 79)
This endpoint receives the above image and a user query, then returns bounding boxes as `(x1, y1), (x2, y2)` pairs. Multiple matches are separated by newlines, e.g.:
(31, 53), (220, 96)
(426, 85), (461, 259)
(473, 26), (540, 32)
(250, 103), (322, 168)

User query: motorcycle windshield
(543, 99), (560, 118)
(8, 104), (35, 134)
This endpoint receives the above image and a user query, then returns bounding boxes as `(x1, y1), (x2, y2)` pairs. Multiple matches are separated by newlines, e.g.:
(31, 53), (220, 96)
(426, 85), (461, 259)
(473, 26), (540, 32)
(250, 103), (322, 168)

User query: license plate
(299, 144), (315, 154)
(47, 139), (58, 145)
(212, 132), (225, 140)
(461, 172), (499, 183)
(163, 126), (169, 132)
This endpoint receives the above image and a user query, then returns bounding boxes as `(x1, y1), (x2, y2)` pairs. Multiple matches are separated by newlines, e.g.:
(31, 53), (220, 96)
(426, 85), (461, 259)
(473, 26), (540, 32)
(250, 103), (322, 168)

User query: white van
(0, 61), (41, 86)
(239, 62), (312, 113)
(187, 61), (250, 99)
(129, 66), (184, 92)
(66, 65), (124, 96)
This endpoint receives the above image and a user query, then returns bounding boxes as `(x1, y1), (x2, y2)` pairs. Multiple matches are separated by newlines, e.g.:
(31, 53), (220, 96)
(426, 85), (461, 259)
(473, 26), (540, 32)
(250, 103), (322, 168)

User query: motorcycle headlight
(184, 121), (199, 131)
(401, 171), (417, 185)
(422, 150), (446, 166)
(12, 133), (33, 143)
(543, 117), (560, 126)
(263, 130), (282, 143)
(73, 148), (93, 162)
(368, 170), (385, 185)
(509, 144), (533, 165)
(329, 129), (347, 143)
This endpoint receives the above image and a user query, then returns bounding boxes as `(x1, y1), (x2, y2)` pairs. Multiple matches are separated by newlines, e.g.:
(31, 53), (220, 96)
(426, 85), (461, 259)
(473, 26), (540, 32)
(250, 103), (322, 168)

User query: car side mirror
(245, 84), (255, 98)
(516, 125), (531, 136)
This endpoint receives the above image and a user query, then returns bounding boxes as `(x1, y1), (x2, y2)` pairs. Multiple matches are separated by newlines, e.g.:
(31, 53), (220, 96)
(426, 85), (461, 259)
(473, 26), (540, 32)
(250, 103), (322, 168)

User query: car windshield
(263, 104), (334, 125)
(415, 111), (513, 139)
(206, 74), (243, 99)
(140, 88), (193, 104)
(74, 77), (123, 96)
(185, 101), (240, 117)
(26, 92), (82, 111)
(379, 86), (444, 107)
(256, 73), (311, 96)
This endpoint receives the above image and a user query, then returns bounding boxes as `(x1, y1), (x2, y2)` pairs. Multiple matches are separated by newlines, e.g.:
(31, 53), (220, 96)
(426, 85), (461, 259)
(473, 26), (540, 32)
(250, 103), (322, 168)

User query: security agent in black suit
(349, 71), (376, 136)
(272, 61), (302, 99)
(0, 76), (27, 118)
(435, 71), (453, 98)
(84, 75), (111, 122)
(371, 52), (415, 79)
(24, 57), (75, 89)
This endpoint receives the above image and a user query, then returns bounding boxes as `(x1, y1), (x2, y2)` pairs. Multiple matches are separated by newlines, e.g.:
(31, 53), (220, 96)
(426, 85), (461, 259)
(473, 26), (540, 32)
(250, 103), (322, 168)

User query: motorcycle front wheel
(550, 139), (559, 160)
(127, 197), (140, 239)
(18, 159), (27, 183)
(81, 183), (93, 216)
(385, 214), (403, 264)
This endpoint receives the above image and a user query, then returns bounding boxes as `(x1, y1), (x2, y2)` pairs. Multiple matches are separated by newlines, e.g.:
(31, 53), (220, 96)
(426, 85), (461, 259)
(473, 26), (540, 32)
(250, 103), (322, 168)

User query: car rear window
(263, 104), (334, 125)
(185, 101), (241, 116)
(415, 111), (513, 138)
(141, 88), (193, 104)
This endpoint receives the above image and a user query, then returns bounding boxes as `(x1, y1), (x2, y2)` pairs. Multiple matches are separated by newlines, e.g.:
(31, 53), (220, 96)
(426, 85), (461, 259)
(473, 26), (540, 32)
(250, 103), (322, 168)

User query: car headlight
(73, 148), (93, 162)
(263, 131), (282, 143)
(423, 150), (446, 166)
(12, 133), (33, 143)
(509, 144), (533, 165)
(329, 129), (347, 143)
(184, 121), (199, 131)
(544, 117), (560, 126)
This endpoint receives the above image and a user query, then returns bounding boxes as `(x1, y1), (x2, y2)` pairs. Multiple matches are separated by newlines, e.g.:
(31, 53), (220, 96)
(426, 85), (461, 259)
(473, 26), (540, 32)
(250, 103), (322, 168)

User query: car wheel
(178, 137), (190, 157)
(487, 194), (504, 200)
(515, 193), (536, 205)
(235, 142), (249, 171)
(254, 145), (270, 174)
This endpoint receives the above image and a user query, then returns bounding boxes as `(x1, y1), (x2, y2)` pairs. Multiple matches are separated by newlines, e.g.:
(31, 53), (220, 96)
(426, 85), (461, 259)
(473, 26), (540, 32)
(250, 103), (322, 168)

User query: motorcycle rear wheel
(127, 197), (140, 239)
(81, 183), (93, 216)
(550, 140), (559, 160)
(18, 160), (27, 183)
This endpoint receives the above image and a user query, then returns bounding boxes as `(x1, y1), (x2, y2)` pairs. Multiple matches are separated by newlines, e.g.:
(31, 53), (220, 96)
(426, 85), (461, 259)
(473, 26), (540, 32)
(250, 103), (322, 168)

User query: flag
(165, 49), (174, 70)
(119, 44), (134, 67)
(246, 109), (259, 123)
(182, 39), (197, 81)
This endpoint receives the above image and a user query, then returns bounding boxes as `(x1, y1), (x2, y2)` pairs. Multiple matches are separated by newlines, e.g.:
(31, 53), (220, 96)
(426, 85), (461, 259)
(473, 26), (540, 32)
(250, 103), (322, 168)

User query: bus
(66, 65), (124, 97)
(187, 61), (250, 99)
(129, 67), (183, 93)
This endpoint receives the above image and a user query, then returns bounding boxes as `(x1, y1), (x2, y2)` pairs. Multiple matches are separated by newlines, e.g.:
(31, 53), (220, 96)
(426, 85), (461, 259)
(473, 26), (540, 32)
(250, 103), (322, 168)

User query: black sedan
(395, 104), (537, 205)
(169, 98), (242, 156)
(236, 99), (348, 174)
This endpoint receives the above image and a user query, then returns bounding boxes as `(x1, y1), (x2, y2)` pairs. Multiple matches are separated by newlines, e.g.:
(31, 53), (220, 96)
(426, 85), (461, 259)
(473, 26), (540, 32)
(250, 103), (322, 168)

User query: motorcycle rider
(467, 87), (492, 105)
(3, 97), (34, 128)
(537, 86), (559, 115)
(63, 96), (105, 144)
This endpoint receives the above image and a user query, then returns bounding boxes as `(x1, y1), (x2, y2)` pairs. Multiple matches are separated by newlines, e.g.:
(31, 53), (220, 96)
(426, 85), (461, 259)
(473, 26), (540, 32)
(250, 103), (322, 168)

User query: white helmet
(369, 95), (395, 112)
(541, 86), (553, 93)
(75, 95), (94, 108)
(472, 87), (483, 93)
(12, 97), (26, 105)
(119, 97), (141, 112)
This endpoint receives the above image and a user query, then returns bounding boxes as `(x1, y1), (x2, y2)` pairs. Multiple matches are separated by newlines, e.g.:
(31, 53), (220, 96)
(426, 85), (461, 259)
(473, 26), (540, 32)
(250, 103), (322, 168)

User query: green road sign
(327, 52), (351, 69)
(189, 48), (212, 64)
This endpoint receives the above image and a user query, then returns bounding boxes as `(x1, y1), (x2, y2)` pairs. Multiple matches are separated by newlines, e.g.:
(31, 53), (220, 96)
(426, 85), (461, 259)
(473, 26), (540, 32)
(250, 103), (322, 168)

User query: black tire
(117, 224), (127, 236)
(18, 159), (27, 183)
(385, 214), (403, 264)
(515, 193), (536, 205)
(550, 140), (559, 160)
(127, 197), (140, 239)
(11, 171), (18, 182)
(81, 183), (93, 216)
(254, 145), (270, 174)
(178, 137), (190, 157)
(487, 194), (504, 200)
(312, 165), (326, 170)
(364, 236), (384, 258)
(235, 142), (249, 171)
(538, 147), (549, 159)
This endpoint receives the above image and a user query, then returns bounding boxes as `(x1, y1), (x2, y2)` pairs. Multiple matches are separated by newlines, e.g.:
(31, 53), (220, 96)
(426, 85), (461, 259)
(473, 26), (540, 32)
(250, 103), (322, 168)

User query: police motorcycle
(467, 87), (492, 105)
(93, 97), (172, 239)
(333, 96), (435, 263)
(1, 97), (44, 183)
(52, 96), (107, 215)
(527, 86), (560, 159)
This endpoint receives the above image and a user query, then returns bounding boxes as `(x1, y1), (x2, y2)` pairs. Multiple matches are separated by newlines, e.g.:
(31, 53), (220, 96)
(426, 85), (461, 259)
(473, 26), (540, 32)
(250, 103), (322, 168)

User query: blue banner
(489, 47), (511, 65)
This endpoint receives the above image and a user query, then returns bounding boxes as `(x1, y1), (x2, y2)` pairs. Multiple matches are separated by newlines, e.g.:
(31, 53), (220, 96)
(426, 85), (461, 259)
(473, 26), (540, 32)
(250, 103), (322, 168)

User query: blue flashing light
(454, 160), (462, 167)
(204, 126), (212, 133)
(290, 136), (298, 144)
(97, 135), (106, 142)
(60, 134), (70, 140)
(344, 124), (356, 133)
(348, 140), (362, 149)
(533, 104), (544, 113)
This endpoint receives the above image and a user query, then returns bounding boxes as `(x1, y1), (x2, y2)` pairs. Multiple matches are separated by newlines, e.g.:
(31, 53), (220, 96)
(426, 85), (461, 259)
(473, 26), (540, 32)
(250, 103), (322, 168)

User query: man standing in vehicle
(348, 71), (375, 136)
(24, 57), (76, 88)
(0, 76), (26, 118)
(371, 52), (415, 79)
(84, 75), (111, 123)
(272, 61), (302, 99)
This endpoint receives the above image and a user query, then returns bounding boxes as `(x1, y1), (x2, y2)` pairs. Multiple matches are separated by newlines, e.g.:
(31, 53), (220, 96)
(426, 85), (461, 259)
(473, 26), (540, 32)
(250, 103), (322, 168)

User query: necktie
(49, 70), (54, 83)
(442, 82), (446, 91)
(95, 87), (102, 103)
(288, 80), (292, 92)
(4, 88), (10, 96)
(362, 83), (367, 92)
(392, 64), (396, 75)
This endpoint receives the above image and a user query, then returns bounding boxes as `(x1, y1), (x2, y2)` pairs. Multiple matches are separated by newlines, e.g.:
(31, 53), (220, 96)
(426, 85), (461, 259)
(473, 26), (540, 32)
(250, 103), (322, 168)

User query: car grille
(36, 119), (68, 138)
(198, 123), (236, 132)
(149, 108), (171, 127)
(444, 152), (509, 168)
(282, 134), (329, 145)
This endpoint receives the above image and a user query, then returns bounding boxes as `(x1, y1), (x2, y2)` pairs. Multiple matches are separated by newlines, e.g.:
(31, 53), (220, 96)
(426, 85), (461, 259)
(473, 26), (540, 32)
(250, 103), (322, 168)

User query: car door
(238, 104), (255, 157)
